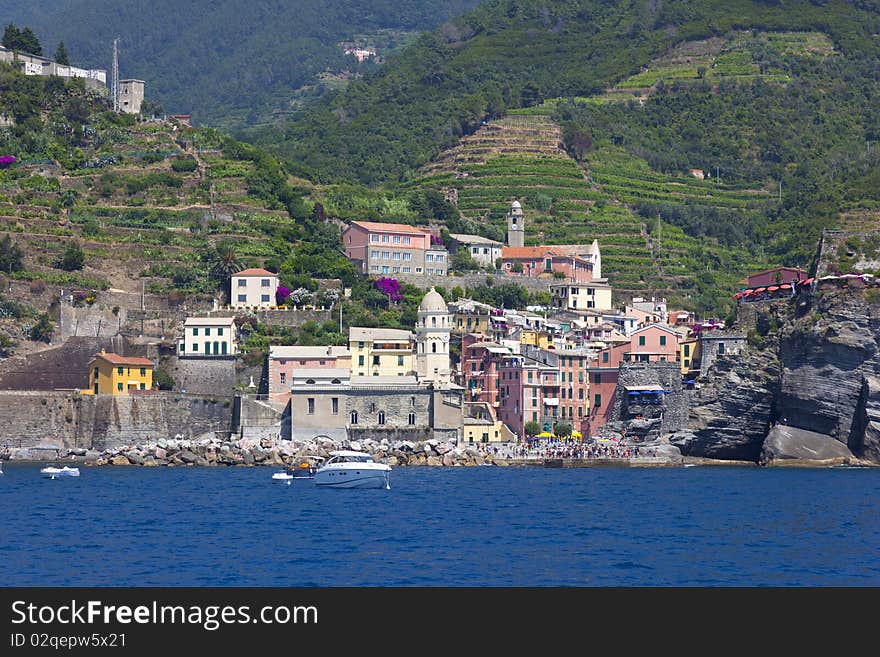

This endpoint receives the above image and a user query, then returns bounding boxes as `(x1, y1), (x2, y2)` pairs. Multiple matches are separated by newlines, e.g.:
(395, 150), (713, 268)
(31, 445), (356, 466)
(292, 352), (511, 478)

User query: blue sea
(2, 463), (879, 586)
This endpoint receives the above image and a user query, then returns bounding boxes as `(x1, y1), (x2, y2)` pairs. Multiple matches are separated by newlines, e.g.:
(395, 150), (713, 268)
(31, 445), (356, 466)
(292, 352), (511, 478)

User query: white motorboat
(41, 465), (80, 479)
(314, 450), (391, 490)
(271, 472), (294, 481)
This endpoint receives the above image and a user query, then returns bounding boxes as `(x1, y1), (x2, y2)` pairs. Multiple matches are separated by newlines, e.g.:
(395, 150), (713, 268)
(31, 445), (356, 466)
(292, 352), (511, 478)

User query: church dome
(419, 287), (447, 313)
(511, 200), (521, 209)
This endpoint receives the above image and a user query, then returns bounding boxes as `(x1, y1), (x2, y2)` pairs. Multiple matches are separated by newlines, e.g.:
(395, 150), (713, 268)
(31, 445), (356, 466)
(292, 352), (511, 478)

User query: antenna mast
(112, 37), (120, 113)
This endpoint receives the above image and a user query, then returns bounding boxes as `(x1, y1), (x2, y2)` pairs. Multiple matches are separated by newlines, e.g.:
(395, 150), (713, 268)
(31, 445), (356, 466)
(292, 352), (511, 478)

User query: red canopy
(754, 287), (767, 293)
(768, 286), (779, 291)
(779, 284), (791, 289)
(733, 292), (742, 299)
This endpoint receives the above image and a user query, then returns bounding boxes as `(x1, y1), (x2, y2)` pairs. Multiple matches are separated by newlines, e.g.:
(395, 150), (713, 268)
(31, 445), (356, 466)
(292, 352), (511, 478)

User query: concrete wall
(395, 272), (552, 293)
(163, 356), (237, 395)
(0, 390), (232, 452)
(205, 308), (332, 329)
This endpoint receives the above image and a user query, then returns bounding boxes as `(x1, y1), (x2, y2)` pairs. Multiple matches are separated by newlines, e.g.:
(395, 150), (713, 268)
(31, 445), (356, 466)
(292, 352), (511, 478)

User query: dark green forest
(0, 0), (482, 128)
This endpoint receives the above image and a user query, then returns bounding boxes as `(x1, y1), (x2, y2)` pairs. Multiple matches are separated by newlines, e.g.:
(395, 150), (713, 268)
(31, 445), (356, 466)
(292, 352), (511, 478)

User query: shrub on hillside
(171, 156), (198, 173)
(55, 241), (84, 271)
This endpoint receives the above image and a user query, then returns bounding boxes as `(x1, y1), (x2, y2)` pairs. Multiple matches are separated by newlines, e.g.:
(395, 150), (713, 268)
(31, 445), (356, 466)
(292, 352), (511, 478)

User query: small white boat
(314, 450), (391, 490)
(272, 472), (294, 481)
(41, 465), (80, 479)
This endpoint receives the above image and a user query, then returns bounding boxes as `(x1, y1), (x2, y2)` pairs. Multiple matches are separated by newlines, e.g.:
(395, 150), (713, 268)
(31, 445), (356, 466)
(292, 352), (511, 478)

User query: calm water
(2, 463), (879, 586)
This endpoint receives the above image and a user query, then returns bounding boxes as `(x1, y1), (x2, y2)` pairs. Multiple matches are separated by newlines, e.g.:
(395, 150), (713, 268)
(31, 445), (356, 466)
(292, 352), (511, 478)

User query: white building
(415, 287), (452, 387)
(550, 282), (613, 312)
(0, 45), (107, 88)
(449, 233), (504, 269)
(178, 317), (237, 357)
(118, 79), (145, 114)
(230, 268), (279, 309)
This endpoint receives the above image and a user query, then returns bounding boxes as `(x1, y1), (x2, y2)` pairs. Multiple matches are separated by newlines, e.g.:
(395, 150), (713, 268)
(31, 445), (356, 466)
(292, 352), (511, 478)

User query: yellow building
(83, 350), (155, 395)
(349, 327), (414, 377)
(680, 338), (700, 376)
(520, 329), (552, 349)
(463, 402), (516, 443)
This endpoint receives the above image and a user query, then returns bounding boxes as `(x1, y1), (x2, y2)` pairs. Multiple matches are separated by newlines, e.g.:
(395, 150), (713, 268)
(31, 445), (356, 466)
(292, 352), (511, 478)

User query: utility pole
(111, 37), (120, 113)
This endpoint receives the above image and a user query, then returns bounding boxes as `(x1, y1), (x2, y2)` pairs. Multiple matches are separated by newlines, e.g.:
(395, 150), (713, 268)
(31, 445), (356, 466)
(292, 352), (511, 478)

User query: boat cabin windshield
(326, 452), (375, 464)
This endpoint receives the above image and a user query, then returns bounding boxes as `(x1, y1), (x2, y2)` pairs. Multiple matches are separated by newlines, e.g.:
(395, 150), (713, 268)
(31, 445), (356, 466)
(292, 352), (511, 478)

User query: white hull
(41, 466), (80, 478)
(314, 471), (390, 489)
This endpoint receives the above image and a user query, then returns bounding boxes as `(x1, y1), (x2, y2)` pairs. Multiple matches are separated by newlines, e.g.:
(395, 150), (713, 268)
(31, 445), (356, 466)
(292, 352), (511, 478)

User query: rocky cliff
(673, 291), (880, 464)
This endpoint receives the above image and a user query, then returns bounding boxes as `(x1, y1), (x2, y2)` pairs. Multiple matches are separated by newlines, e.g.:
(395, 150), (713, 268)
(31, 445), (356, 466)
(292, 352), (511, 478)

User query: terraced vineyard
(0, 121), (293, 299)
(406, 111), (770, 311)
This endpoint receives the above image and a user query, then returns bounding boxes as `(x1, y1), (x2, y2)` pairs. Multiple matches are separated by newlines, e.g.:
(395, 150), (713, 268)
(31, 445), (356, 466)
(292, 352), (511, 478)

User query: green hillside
(0, 0), (482, 128)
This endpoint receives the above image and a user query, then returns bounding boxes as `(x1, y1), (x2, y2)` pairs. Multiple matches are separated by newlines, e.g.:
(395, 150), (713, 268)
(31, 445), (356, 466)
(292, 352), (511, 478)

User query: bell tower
(415, 288), (451, 387)
(507, 200), (524, 248)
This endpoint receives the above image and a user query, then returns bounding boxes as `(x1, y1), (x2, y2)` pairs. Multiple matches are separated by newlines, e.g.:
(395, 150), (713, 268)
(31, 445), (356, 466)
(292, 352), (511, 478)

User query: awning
(779, 284), (791, 289)
(754, 287), (767, 293)
(625, 385), (668, 391)
(767, 286), (779, 291)
(733, 292), (742, 299)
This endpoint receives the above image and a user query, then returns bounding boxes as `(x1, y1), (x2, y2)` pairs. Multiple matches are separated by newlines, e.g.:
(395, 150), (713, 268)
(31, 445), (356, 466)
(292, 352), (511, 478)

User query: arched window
(432, 342), (437, 353)
(306, 379), (315, 384)
(378, 411), (386, 425)
(350, 411), (358, 425)
(432, 316), (436, 326)
(331, 378), (341, 384)
(369, 402), (376, 413)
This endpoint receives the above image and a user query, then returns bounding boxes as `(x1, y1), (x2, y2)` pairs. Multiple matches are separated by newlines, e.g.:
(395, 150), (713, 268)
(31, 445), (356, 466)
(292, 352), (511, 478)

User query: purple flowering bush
(276, 285), (291, 305)
(374, 277), (403, 302)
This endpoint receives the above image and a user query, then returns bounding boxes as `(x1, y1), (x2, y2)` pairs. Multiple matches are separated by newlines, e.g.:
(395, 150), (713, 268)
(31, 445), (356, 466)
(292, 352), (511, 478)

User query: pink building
(555, 350), (590, 434)
(585, 324), (681, 435)
(267, 345), (351, 403)
(342, 220), (448, 277)
(500, 247), (596, 283)
(498, 355), (560, 439)
(743, 267), (808, 288)
(462, 341), (510, 406)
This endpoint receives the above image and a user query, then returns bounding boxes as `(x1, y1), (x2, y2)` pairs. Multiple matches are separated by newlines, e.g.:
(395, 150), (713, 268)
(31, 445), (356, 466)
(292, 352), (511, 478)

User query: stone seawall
(0, 391), (233, 453)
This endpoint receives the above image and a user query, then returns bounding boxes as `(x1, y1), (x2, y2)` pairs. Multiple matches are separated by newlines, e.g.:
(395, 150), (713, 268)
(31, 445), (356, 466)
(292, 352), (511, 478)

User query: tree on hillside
(0, 234), (24, 274)
(210, 239), (242, 286)
(450, 248), (479, 272)
(28, 312), (54, 342)
(2, 24), (42, 55)
(54, 41), (69, 65)
(55, 241), (84, 271)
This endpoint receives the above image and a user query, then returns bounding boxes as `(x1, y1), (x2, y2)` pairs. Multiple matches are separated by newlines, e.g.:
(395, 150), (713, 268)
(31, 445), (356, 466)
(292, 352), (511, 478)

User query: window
(140, 383), (146, 390)
(261, 279), (271, 287)
(369, 403), (376, 413)
(639, 335), (646, 346)
(371, 235), (379, 243)
(432, 343), (437, 353)
(350, 411), (358, 425)
(332, 398), (339, 415)
(94, 367), (99, 379)
(378, 411), (386, 425)
(594, 394), (602, 408)
(436, 269), (443, 275)
(415, 268), (422, 273)
(602, 352), (609, 363)
(371, 250), (379, 258)
(205, 327), (211, 337)
(408, 412), (415, 425)
(193, 327), (199, 336)
(403, 253), (411, 261)
(238, 279), (247, 287)
(403, 236), (411, 245)
(306, 398), (315, 414)
(579, 389), (584, 400)
(381, 235), (389, 243)
(427, 268), (434, 275)
(358, 341), (365, 349)
(426, 254), (434, 262)
(117, 367), (124, 375)
(382, 251), (390, 259)
(684, 359), (690, 368)
(261, 294), (270, 302)
(587, 288), (595, 295)
(381, 266), (389, 274)
(393, 235), (401, 244)
(660, 335), (667, 346)
(482, 433), (489, 443)
(403, 267), (411, 273)
(718, 342), (726, 355)
(684, 344), (690, 357)
(373, 355), (380, 366)
(237, 294), (246, 302)
(594, 373), (601, 384)
(393, 252), (401, 260)
(371, 265), (379, 272)
(117, 382), (123, 392)
(140, 368), (146, 376)
(578, 407), (583, 417)
(280, 373), (286, 385)
(436, 254), (444, 263)
(411, 396), (416, 407)
(392, 266), (400, 273)
(472, 247), (479, 255)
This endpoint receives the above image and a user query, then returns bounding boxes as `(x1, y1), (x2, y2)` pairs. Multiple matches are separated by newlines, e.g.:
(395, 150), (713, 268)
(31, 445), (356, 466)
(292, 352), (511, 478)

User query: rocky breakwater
(76, 434), (505, 468)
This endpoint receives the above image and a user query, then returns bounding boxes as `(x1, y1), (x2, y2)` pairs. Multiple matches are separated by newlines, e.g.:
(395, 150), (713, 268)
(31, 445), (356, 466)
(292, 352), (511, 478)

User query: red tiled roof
(502, 246), (561, 259)
(350, 221), (430, 234)
(93, 352), (154, 367)
(233, 268), (277, 277)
